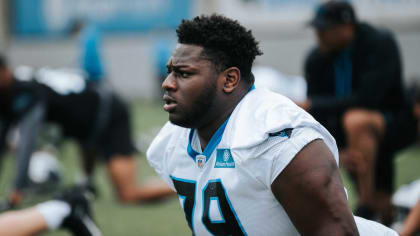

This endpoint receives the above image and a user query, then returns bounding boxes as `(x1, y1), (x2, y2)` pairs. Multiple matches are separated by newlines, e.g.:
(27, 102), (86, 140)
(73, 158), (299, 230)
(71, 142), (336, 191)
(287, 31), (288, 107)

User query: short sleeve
(269, 127), (325, 184)
(146, 122), (177, 191)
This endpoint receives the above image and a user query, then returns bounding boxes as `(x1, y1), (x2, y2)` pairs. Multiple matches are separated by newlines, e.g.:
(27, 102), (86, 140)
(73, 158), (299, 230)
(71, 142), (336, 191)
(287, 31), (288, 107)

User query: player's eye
(180, 72), (190, 78)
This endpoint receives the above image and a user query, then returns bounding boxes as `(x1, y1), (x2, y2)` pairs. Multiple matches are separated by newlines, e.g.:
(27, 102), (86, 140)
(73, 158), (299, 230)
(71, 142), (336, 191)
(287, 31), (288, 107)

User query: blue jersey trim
(187, 85), (253, 163)
(187, 117), (230, 163)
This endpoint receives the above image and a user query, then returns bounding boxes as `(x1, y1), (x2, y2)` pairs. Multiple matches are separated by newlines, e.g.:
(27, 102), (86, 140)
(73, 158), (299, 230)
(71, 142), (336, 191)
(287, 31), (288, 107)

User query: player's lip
(163, 94), (177, 112)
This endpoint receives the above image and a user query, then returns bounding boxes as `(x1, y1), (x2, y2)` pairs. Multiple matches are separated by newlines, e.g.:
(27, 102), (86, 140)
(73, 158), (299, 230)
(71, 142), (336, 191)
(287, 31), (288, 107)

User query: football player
(147, 14), (398, 235)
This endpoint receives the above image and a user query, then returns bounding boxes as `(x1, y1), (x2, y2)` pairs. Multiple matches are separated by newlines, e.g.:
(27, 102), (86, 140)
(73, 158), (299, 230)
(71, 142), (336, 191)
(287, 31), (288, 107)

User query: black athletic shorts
(96, 95), (137, 161)
(311, 108), (418, 193)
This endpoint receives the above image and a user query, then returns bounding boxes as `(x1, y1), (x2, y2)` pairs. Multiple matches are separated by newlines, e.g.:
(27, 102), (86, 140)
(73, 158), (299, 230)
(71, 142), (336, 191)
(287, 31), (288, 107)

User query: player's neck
(197, 108), (231, 150)
(196, 88), (248, 150)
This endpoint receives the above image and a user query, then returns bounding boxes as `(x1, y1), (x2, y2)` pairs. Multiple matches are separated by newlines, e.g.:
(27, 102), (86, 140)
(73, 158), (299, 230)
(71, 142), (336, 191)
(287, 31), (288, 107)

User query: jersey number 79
(171, 177), (247, 236)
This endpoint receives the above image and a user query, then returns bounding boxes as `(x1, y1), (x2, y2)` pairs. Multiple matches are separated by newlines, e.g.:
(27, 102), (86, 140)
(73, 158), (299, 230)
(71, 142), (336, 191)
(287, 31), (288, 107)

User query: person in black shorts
(0, 55), (174, 206)
(298, 1), (418, 224)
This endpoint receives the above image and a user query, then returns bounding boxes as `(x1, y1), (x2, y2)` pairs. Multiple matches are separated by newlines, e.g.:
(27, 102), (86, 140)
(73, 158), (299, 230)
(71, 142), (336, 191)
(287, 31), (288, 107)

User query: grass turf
(0, 99), (419, 235)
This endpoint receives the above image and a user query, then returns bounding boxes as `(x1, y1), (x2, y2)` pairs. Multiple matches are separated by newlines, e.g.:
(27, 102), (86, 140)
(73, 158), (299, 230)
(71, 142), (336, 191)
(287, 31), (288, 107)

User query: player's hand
(8, 190), (23, 206)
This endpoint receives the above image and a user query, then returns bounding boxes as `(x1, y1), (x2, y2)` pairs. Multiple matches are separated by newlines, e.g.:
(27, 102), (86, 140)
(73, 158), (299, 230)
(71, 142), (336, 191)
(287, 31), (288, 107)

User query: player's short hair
(176, 14), (263, 84)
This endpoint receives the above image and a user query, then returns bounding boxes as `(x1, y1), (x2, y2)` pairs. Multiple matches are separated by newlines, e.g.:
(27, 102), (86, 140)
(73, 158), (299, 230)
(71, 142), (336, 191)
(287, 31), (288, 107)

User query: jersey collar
(186, 84), (255, 163)
(187, 117), (230, 163)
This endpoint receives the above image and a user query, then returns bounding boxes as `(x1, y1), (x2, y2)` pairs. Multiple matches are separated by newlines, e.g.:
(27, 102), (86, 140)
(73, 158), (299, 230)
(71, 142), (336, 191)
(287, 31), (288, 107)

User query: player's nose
(162, 74), (176, 91)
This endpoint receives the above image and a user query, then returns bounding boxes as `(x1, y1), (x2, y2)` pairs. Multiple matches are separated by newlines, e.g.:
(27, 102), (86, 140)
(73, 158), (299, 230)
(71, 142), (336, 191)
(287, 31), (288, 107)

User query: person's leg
(376, 108), (419, 224)
(107, 156), (175, 203)
(79, 146), (99, 196)
(81, 147), (97, 178)
(0, 207), (48, 235)
(100, 97), (175, 203)
(342, 109), (386, 213)
(401, 199), (420, 236)
(373, 146), (395, 225)
(0, 199), (71, 236)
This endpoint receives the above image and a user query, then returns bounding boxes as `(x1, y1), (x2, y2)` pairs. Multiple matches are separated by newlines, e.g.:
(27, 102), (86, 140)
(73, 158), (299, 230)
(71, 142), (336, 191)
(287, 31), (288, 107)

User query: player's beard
(170, 82), (217, 129)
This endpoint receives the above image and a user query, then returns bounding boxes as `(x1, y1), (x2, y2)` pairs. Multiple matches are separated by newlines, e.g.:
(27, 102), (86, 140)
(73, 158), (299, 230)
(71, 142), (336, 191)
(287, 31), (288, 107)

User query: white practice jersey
(147, 88), (397, 236)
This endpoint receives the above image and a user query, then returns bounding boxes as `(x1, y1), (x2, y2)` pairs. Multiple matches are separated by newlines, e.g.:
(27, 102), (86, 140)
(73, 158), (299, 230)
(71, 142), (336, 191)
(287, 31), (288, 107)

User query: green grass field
(0, 99), (419, 236)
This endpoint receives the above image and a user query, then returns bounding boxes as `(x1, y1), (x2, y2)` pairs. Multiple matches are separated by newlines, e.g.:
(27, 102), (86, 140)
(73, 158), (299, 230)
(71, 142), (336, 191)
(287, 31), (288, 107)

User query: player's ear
(222, 67), (241, 93)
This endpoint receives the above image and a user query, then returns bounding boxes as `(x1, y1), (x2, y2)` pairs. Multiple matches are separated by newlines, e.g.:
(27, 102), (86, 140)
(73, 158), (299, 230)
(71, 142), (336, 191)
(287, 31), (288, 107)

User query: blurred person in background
(300, 0), (418, 224)
(0, 186), (101, 236)
(70, 19), (105, 84)
(0, 54), (174, 207)
(397, 78), (420, 236)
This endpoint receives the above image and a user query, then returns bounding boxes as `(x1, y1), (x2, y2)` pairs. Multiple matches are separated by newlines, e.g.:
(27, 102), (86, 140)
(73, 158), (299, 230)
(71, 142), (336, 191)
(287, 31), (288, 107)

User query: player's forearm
(295, 182), (359, 236)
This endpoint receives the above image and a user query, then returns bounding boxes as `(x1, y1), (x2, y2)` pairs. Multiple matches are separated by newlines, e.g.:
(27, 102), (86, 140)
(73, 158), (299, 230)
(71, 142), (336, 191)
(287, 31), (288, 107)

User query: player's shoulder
(146, 121), (188, 161)
(224, 88), (339, 163)
(356, 23), (397, 50)
(225, 88), (318, 149)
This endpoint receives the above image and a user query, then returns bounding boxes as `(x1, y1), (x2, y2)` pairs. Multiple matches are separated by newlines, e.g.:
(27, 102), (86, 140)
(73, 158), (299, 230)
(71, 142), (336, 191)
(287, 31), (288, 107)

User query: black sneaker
(59, 187), (102, 236)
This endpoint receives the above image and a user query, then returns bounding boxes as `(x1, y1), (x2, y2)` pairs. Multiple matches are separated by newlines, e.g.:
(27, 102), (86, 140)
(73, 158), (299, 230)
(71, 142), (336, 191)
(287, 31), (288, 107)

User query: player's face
(162, 44), (219, 128)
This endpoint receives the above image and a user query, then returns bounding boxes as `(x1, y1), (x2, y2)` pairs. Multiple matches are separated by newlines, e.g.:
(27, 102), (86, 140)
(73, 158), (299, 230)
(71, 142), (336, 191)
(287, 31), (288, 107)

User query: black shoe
(59, 187), (102, 236)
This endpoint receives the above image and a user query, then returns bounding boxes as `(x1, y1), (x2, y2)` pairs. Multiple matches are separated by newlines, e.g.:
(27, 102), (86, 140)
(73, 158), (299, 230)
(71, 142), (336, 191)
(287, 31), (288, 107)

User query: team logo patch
(196, 154), (206, 169)
(215, 149), (235, 168)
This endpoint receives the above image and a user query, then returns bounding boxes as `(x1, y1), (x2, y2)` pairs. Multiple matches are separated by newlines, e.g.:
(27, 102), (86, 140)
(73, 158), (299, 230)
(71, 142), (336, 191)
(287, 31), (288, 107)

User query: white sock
(36, 200), (71, 230)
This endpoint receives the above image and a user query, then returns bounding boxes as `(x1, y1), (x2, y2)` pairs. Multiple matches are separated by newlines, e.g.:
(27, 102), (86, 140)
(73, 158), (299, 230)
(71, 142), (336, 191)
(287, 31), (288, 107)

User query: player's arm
(10, 103), (46, 205)
(271, 139), (359, 236)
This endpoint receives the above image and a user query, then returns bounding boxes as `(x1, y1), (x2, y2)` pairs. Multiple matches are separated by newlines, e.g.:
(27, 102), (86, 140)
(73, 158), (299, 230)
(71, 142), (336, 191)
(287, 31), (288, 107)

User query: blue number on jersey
(171, 177), (247, 235)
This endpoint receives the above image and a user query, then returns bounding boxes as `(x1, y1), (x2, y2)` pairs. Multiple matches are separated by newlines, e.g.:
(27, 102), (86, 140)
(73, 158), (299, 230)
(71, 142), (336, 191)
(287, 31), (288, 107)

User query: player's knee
(343, 109), (386, 139)
(342, 109), (374, 134)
